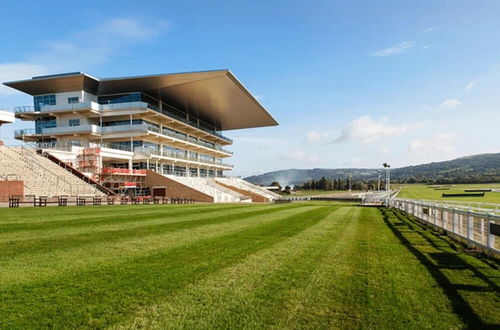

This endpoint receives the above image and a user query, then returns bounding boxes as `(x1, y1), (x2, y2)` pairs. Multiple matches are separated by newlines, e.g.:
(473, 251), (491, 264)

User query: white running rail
(389, 198), (499, 256)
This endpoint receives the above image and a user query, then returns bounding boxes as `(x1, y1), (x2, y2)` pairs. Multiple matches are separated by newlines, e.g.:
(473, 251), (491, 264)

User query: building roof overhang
(0, 110), (15, 125)
(3, 70), (278, 131)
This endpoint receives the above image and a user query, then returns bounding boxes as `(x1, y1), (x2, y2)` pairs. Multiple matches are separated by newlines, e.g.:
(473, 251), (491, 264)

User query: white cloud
(465, 80), (477, 91)
(439, 99), (462, 109)
(0, 63), (48, 94)
(332, 116), (424, 144)
(420, 26), (439, 34)
(372, 41), (415, 57)
(306, 130), (329, 143)
(408, 133), (455, 154)
(281, 151), (320, 164)
(0, 17), (169, 95)
(420, 45), (431, 50)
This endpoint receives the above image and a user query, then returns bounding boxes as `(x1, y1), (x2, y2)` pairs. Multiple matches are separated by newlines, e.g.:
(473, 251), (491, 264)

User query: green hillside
(245, 153), (500, 186)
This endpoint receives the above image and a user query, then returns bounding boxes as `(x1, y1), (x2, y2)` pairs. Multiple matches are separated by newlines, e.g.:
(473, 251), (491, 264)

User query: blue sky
(1, 0), (499, 176)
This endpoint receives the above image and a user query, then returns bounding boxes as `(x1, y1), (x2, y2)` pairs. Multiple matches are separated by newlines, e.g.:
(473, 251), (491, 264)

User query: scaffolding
(77, 148), (102, 180)
(99, 168), (148, 196)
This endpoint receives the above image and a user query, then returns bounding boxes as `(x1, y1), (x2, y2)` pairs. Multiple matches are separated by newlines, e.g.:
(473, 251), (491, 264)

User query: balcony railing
(14, 100), (233, 144)
(43, 124), (99, 135)
(27, 141), (232, 169)
(14, 106), (38, 113)
(134, 146), (232, 168)
(102, 123), (232, 155)
(14, 128), (38, 137)
(16, 122), (232, 155)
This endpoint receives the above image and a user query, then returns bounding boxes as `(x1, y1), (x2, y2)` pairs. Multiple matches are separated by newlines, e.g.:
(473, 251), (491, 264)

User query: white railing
(43, 124), (99, 135)
(389, 198), (499, 255)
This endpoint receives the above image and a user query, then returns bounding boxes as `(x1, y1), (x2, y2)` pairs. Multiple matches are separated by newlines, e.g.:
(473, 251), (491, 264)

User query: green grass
(397, 183), (500, 204)
(0, 203), (498, 328)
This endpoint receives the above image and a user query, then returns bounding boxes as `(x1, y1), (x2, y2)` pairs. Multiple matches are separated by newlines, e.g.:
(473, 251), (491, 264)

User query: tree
(270, 181), (282, 191)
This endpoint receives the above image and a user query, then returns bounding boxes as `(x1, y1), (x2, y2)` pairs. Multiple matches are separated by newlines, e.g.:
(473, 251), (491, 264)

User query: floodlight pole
(383, 163), (391, 193)
(348, 174), (352, 192)
(377, 170), (381, 192)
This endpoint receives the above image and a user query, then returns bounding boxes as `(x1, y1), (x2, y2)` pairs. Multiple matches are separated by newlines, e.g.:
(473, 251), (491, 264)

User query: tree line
(293, 176), (383, 191)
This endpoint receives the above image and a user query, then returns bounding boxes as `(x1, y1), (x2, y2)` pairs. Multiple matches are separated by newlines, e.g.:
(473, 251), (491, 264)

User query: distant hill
(244, 153), (500, 186)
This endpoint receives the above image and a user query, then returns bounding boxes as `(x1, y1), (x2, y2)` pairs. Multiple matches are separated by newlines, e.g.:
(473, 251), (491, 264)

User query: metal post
(480, 217), (485, 245)
(467, 209), (473, 247)
(486, 215), (494, 250)
(459, 212), (463, 235)
(377, 170), (381, 192)
(442, 209), (447, 230)
(452, 209), (457, 234)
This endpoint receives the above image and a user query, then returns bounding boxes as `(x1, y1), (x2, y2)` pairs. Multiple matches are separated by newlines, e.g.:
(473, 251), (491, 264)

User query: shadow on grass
(380, 208), (499, 330)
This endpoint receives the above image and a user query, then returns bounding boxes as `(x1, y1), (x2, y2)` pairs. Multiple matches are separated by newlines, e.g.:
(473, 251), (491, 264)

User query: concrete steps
(0, 146), (105, 196)
(216, 177), (280, 201)
(165, 175), (251, 203)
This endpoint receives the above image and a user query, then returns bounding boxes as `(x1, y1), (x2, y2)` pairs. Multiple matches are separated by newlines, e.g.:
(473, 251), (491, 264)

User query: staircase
(0, 146), (105, 196)
(216, 177), (280, 201)
(165, 175), (251, 203)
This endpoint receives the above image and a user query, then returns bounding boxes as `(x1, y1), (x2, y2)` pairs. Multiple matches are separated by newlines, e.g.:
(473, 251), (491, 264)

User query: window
(33, 94), (56, 110)
(35, 117), (56, 134)
(68, 97), (80, 104)
(69, 119), (80, 127)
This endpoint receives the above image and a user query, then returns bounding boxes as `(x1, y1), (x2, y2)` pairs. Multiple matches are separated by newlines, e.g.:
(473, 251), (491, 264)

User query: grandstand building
(0, 109), (15, 127)
(2, 71), (279, 202)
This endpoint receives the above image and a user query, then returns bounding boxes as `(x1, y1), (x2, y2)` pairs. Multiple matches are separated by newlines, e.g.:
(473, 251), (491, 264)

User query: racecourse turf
(0, 202), (498, 329)
(397, 183), (500, 204)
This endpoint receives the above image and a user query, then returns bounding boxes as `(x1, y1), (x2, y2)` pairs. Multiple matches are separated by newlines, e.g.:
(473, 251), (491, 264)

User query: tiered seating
(165, 175), (251, 203)
(0, 146), (105, 197)
(216, 177), (280, 201)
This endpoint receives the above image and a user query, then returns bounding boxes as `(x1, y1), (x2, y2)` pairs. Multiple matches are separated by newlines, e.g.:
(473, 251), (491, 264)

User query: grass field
(397, 183), (500, 204)
(0, 203), (499, 328)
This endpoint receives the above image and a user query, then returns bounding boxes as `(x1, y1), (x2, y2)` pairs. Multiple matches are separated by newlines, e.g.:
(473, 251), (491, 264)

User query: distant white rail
(389, 198), (500, 256)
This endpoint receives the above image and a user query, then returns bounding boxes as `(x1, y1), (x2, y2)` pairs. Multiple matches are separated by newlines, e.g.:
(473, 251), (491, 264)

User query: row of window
(34, 94), (82, 109)
(105, 162), (223, 177)
(32, 93), (225, 143)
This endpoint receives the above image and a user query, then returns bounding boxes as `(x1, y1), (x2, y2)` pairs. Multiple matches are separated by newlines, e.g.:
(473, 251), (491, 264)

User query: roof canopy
(3, 70), (278, 131)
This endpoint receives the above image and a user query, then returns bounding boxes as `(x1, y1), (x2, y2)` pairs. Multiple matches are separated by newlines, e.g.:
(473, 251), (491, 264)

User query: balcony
(43, 124), (100, 135)
(14, 128), (39, 138)
(15, 102), (99, 115)
(15, 100), (233, 144)
(133, 146), (233, 169)
(101, 123), (232, 156)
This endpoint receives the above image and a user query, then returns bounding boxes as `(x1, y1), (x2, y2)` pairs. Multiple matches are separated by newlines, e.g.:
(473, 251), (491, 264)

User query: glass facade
(97, 92), (223, 135)
(34, 94), (56, 110)
(35, 117), (56, 134)
(68, 97), (80, 104)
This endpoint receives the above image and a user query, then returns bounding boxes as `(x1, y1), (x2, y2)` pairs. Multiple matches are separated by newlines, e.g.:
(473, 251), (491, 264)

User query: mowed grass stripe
(0, 204), (319, 286)
(280, 207), (461, 329)
(382, 208), (500, 327)
(0, 204), (297, 259)
(0, 205), (333, 328)
(0, 203), (235, 224)
(118, 206), (355, 329)
(0, 204), (289, 247)
(0, 204), (250, 233)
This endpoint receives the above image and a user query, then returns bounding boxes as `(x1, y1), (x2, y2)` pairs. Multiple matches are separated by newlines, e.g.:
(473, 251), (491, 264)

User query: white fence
(389, 198), (499, 256)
